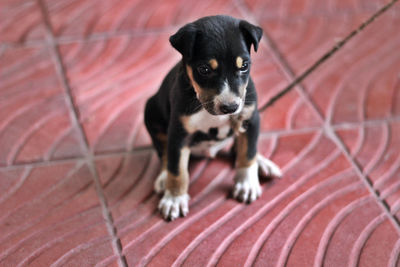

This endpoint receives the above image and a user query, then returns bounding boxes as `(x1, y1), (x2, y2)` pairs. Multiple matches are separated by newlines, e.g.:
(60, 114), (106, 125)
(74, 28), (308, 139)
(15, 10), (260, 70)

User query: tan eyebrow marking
(209, 59), (218, 70)
(236, 56), (243, 69)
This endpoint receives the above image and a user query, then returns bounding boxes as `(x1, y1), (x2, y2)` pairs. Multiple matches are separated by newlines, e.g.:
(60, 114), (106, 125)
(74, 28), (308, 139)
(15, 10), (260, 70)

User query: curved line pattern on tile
(0, 167), (32, 205)
(139, 198), (232, 267)
(8, 112), (65, 164)
(207, 147), (343, 266)
(114, 159), (209, 237)
(362, 123), (389, 175)
(16, 220), (109, 266)
(381, 180), (400, 201)
(0, 162), (106, 264)
(375, 153), (400, 192)
(348, 213), (386, 267)
(389, 239), (400, 267)
(44, 127), (75, 160)
(0, 162), (85, 230)
(245, 168), (357, 266)
(313, 196), (374, 266)
(122, 168), (232, 250)
(2, 0), (400, 265)
(275, 182), (365, 266)
(171, 205), (243, 267)
(286, 92), (306, 129)
(280, 131), (323, 173)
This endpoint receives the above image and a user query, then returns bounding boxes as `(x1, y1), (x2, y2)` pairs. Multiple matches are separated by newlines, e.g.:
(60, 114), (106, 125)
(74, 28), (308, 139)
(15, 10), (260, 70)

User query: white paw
(233, 162), (262, 203)
(154, 170), (167, 194)
(158, 191), (190, 221)
(257, 154), (282, 178)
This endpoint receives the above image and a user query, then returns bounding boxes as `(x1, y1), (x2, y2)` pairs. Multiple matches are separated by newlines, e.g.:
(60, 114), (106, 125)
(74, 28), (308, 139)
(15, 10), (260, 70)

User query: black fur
(144, 15), (263, 176)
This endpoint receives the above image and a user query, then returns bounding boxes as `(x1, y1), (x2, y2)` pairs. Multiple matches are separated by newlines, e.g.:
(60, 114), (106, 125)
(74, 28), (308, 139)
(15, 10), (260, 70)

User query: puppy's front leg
(233, 112), (261, 203)
(158, 125), (190, 221)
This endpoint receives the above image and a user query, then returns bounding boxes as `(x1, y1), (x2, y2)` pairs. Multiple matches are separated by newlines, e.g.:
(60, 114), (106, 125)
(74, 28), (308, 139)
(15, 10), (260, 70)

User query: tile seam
(2, 114), (399, 170)
(247, 9), (396, 21)
(86, 158), (128, 267)
(36, 1), (89, 151)
(236, 0), (400, 117)
(323, 124), (400, 234)
(1, 7), (391, 50)
(332, 116), (400, 130)
(234, 0), (325, 120)
(36, 0), (128, 266)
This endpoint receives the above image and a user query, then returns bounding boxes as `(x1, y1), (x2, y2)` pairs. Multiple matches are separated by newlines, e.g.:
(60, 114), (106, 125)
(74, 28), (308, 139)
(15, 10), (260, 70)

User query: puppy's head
(170, 15), (262, 115)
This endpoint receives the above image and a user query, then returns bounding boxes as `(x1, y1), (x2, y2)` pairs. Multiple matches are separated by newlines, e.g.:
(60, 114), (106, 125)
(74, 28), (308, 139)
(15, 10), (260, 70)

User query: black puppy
(145, 15), (281, 221)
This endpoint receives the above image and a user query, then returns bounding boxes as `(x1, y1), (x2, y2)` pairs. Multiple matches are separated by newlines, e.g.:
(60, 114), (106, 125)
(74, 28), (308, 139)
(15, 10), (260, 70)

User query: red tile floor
(1, 0), (400, 266)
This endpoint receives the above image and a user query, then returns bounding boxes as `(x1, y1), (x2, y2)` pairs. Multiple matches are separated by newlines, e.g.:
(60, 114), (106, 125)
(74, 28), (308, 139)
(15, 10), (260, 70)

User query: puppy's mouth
(198, 95), (244, 116)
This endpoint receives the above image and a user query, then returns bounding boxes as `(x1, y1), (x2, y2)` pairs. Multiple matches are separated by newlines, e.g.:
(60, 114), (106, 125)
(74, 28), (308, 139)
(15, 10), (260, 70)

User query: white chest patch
(190, 137), (233, 158)
(181, 109), (233, 158)
(181, 109), (231, 138)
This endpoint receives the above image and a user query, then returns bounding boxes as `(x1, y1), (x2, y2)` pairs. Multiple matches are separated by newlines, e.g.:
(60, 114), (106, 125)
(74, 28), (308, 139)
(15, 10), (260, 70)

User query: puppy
(144, 15), (281, 221)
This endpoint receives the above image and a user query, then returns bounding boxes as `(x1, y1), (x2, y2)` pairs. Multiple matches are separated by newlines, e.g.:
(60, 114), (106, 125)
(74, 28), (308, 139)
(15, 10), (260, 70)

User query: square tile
(46, 0), (238, 38)
(0, 46), (85, 166)
(59, 34), (179, 153)
(250, 42), (323, 132)
(336, 121), (400, 219)
(0, 0), (46, 43)
(259, 15), (368, 75)
(0, 161), (116, 266)
(259, 13), (400, 124)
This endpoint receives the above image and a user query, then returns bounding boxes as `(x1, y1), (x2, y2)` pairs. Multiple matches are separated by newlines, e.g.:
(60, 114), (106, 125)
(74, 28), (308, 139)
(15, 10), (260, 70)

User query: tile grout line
(36, 0), (127, 266)
(85, 158), (128, 267)
(233, 0), (325, 122)
(239, 0), (399, 116)
(2, 115), (400, 170)
(0, 147), (154, 170)
(36, 3), (89, 152)
(1, 6), (393, 51)
(0, 27), (177, 50)
(323, 124), (400, 234)
(2, 113), (399, 170)
(332, 115), (400, 130)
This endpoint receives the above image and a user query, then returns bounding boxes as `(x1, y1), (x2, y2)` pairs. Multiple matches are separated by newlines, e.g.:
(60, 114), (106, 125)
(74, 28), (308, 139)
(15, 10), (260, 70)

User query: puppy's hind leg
(144, 97), (168, 193)
(257, 153), (282, 178)
(154, 173), (167, 194)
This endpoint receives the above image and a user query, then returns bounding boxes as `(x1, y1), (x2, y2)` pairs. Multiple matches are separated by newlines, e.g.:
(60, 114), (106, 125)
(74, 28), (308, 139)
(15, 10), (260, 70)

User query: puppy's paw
(233, 162), (261, 203)
(158, 191), (190, 221)
(154, 170), (167, 194)
(257, 154), (282, 178)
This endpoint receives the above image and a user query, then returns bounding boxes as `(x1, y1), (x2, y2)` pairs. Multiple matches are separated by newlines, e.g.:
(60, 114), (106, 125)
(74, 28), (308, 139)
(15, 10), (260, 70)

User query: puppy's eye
(197, 65), (211, 76)
(239, 62), (249, 72)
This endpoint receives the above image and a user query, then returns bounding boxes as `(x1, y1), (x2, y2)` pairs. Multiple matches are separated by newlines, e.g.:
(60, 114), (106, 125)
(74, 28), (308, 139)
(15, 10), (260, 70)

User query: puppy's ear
(239, 20), (263, 52)
(169, 23), (198, 60)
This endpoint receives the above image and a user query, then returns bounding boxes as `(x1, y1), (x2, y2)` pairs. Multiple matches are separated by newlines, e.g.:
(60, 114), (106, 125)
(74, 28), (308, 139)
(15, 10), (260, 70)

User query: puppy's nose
(220, 103), (239, 114)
